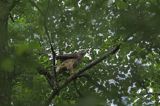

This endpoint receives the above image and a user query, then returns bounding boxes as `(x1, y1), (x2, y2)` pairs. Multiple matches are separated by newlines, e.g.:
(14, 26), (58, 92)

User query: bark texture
(0, 1), (12, 106)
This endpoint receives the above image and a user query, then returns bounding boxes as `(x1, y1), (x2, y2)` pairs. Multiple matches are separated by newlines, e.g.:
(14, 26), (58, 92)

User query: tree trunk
(0, 73), (12, 106)
(0, 1), (12, 106)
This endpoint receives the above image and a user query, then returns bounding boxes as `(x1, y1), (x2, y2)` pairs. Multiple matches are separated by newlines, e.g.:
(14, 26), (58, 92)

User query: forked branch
(46, 44), (120, 105)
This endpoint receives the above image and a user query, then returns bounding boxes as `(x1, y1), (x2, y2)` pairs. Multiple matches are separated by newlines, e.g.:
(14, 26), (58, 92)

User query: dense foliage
(0, 0), (160, 106)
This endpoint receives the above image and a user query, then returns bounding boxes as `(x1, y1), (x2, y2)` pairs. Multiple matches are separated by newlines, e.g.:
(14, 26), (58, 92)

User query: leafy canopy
(1, 0), (160, 106)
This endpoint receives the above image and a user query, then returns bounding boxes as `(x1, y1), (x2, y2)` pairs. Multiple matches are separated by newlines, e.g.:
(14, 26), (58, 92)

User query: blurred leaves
(1, 58), (14, 72)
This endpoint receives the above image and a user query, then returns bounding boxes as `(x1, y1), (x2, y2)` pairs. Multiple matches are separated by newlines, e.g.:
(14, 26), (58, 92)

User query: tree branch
(37, 67), (54, 88)
(44, 0), (58, 89)
(9, 0), (20, 11)
(29, 0), (44, 16)
(30, 0), (58, 89)
(9, 13), (15, 22)
(46, 44), (120, 105)
(56, 53), (78, 60)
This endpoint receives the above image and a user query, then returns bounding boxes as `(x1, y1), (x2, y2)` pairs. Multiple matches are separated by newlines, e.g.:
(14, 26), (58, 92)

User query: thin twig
(9, 13), (15, 22)
(73, 80), (83, 97)
(78, 74), (107, 91)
